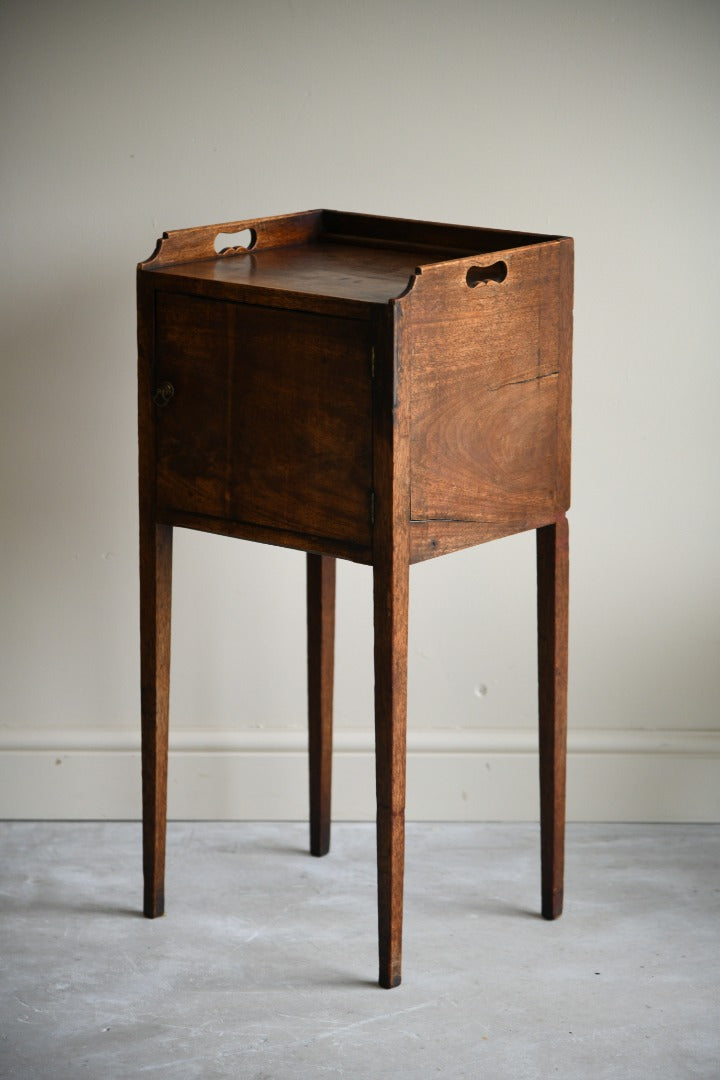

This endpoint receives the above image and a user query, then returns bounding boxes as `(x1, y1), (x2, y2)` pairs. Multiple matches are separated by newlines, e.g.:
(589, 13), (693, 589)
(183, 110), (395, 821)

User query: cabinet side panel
(555, 241), (573, 512)
(407, 241), (572, 525)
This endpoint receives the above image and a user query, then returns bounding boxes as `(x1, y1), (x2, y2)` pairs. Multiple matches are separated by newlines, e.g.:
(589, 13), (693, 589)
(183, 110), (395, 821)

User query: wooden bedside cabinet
(137, 209), (573, 988)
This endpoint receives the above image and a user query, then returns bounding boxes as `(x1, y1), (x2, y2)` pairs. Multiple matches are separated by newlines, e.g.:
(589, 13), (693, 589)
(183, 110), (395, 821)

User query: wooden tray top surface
(142, 210), (558, 306)
(149, 241), (455, 304)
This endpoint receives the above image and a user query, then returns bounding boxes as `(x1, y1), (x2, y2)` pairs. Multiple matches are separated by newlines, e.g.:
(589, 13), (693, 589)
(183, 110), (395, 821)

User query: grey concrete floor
(1, 822), (718, 1079)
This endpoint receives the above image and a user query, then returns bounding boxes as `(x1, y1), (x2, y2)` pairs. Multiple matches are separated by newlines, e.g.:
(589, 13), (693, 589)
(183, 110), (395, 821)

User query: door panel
(155, 293), (231, 519)
(231, 306), (372, 545)
(154, 293), (372, 546)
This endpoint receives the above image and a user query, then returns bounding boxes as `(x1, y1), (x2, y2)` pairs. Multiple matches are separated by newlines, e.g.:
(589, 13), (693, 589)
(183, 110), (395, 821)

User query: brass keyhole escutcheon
(153, 381), (175, 407)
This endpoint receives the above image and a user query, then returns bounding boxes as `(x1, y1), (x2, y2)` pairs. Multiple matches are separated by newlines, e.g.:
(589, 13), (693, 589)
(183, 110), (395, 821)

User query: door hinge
(370, 345), (375, 378)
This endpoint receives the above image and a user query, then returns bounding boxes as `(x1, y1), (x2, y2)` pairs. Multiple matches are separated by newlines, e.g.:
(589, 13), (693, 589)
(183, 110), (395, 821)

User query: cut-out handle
(466, 261), (508, 287)
(214, 227), (256, 254)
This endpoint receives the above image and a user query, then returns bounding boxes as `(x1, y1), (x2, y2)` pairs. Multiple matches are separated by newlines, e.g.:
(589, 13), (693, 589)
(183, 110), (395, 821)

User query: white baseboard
(1, 728), (719, 822)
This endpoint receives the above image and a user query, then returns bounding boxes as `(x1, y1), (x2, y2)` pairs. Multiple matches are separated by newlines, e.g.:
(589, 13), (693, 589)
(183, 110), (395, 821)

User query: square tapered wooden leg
(373, 550), (409, 989)
(537, 514), (569, 920)
(140, 520), (173, 918)
(307, 553), (336, 857)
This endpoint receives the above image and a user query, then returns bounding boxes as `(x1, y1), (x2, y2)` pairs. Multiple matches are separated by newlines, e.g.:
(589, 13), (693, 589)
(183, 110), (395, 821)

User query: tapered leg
(373, 552), (409, 988)
(140, 520), (173, 918)
(537, 514), (569, 920)
(307, 553), (336, 857)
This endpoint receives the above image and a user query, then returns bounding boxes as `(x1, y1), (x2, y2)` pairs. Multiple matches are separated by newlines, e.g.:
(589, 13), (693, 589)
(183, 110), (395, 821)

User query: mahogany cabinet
(137, 209), (573, 987)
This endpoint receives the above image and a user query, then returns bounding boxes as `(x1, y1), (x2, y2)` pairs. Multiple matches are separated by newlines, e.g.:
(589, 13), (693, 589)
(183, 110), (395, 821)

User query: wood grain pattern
(139, 520), (172, 918)
(154, 296), (373, 546)
(158, 507), (373, 565)
(145, 266), (374, 321)
(155, 292), (233, 519)
(319, 209), (557, 256)
(555, 244), (574, 512)
(537, 514), (569, 920)
(307, 554), (336, 857)
(405, 240), (573, 527)
(372, 304), (410, 988)
(230, 305), (372, 545)
(409, 514), (553, 563)
(140, 209), (323, 268)
(153, 243), (439, 306)
(142, 208), (555, 272)
(143, 209), (561, 318)
(138, 271), (172, 919)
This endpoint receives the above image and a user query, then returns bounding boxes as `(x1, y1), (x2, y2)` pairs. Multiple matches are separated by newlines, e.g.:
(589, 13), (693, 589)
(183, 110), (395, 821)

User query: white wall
(1, 0), (718, 820)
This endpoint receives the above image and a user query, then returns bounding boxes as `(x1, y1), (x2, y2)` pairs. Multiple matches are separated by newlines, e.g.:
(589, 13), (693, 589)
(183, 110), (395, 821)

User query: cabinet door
(154, 293), (373, 547)
(231, 305), (372, 546)
(155, 292), (232, 519)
